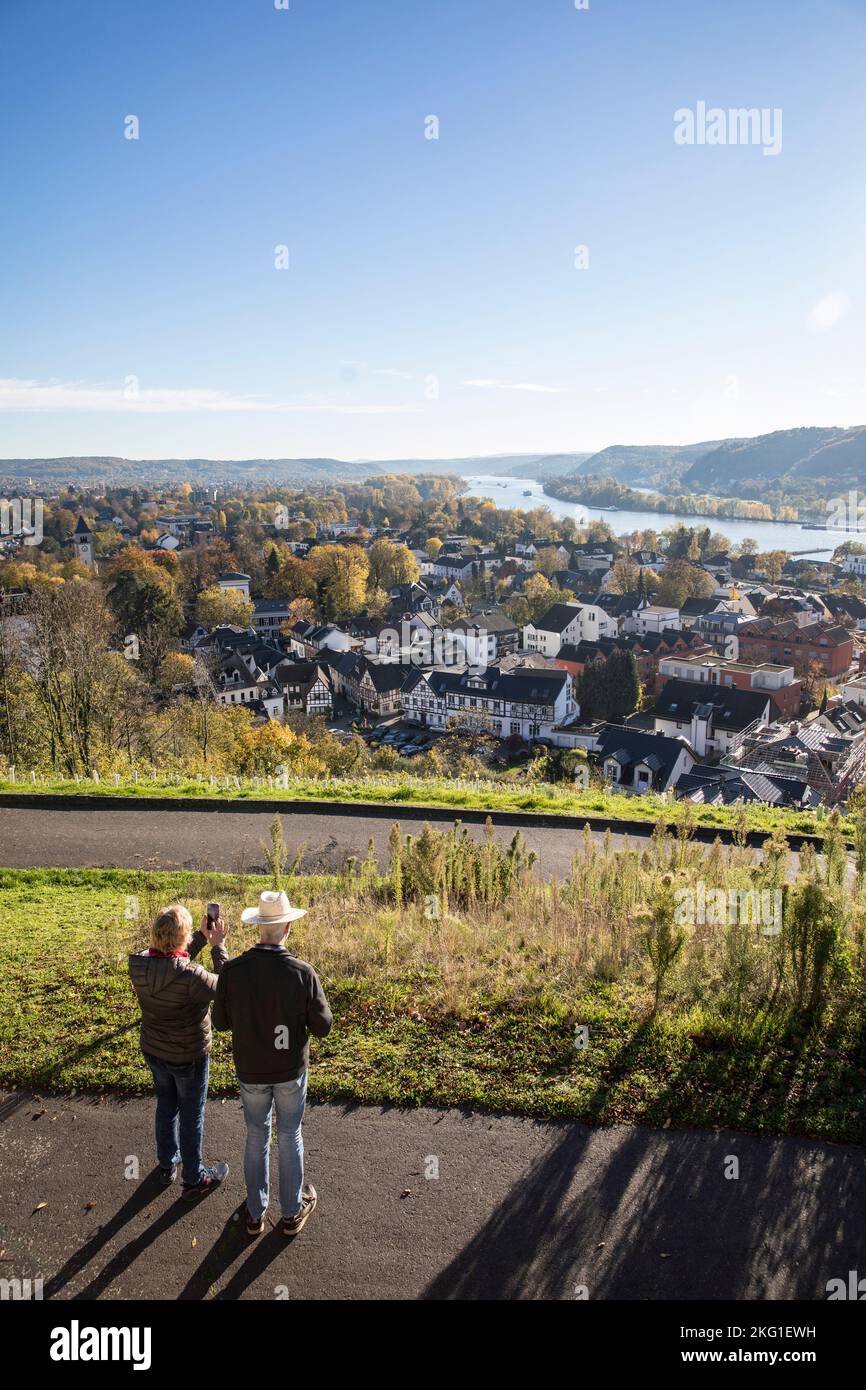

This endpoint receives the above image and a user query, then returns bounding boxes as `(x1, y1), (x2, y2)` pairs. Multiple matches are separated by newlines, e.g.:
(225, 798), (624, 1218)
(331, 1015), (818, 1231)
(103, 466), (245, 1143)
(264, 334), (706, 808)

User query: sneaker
(182, 1161), (229, 1200)
(245, 1206), (265, 1237)
(159, 1165), (177, 1186)
(281, 1184), (316, 1236)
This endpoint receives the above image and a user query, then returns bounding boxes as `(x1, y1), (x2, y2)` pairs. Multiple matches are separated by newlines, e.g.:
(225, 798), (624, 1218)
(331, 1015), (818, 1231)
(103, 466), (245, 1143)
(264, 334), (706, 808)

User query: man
(213, 890), (332, 1237)
(128, 904), (230, 1198)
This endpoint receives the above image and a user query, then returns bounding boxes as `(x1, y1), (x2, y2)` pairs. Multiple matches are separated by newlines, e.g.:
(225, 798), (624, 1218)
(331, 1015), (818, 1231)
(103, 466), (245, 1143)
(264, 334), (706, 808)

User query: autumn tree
(195, 585), (254, 630)
(310, 545), (369, 620)
(366, 539), (420, 593)
(656, 560), (714, 609)
(606, 559), (640, 594)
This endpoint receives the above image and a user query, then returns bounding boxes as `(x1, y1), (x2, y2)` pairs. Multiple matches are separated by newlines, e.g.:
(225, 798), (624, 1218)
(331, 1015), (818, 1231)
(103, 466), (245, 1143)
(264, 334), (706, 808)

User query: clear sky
(1, 0), (864, 461)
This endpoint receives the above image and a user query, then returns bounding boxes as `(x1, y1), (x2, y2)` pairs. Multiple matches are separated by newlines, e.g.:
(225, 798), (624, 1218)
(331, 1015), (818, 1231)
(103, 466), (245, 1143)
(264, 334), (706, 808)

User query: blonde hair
(151, 904), (193, 953)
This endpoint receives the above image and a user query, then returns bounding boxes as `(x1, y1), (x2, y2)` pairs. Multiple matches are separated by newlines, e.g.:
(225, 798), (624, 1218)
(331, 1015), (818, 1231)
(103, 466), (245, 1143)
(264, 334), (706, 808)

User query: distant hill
(357, 453), (593, 479)
(0, 455), (383, 489)
(0, 452), (591, 489)
(562, 440), (730, 489)
(681, 427), (866, 497)
(3, 430), (864, 501)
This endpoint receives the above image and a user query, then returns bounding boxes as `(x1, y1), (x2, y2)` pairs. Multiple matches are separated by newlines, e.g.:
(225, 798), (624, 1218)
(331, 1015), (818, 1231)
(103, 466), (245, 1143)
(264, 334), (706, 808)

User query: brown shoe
(245, 1206), (265, 1237)
(282, 1184), (317, 1236)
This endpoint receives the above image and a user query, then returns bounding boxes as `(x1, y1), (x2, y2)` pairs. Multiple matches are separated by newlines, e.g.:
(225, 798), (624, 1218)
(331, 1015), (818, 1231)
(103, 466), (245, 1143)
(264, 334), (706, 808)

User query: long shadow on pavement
(44, 1167), (167, 1299)
(178, 1206), (301, 1300)
(422, 1120), (866, 1299)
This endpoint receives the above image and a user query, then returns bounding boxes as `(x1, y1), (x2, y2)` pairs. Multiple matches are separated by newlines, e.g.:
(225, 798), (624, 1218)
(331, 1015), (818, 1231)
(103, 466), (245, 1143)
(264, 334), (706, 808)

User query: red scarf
(147, 948), (190, 959)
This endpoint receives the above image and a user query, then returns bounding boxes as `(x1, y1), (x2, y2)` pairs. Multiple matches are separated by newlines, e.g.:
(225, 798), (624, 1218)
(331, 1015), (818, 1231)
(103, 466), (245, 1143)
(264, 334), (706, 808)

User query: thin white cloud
(0, 378), (414, 415)
(373, 367), (416, 380)
(463, 378), (568, 394)
(808, 292), (850, 333)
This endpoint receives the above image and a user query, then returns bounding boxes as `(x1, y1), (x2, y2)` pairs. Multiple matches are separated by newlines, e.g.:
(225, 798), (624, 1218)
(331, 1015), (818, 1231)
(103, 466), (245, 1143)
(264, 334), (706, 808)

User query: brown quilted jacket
(128, 930), (228, 1064)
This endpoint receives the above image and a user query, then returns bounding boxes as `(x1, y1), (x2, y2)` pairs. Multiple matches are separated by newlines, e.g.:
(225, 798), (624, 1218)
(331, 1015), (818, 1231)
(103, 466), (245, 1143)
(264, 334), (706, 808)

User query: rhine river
(462, 475), (850, 558)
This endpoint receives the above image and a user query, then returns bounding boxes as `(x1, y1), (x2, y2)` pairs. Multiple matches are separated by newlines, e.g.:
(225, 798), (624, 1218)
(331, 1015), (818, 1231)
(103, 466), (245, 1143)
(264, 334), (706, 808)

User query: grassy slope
(2, 868), (865, 1144)
(0, 776), (834, 840)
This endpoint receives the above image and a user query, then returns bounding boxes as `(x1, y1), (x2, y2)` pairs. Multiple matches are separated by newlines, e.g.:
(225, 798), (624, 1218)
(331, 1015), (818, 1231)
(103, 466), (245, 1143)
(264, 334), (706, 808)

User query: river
(462, 475), (846, 557)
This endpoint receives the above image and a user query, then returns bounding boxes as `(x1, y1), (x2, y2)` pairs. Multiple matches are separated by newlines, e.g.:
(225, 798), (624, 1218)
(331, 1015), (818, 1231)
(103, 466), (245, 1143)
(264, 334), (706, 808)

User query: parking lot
(358, 721), (441, 757)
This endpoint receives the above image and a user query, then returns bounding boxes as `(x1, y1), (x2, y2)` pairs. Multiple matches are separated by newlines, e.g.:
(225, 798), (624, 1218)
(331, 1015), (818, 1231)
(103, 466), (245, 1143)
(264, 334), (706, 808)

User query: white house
(652, 680), (772, 758)
(215, 654), (284, 719)
(217, 572), (251, 600)
(252, 598), (292, 636)
(627, 605), (681, 637)
(522, 602), (616, 658)
(842, 676), (866, 709)
(402, 665), (576, 740)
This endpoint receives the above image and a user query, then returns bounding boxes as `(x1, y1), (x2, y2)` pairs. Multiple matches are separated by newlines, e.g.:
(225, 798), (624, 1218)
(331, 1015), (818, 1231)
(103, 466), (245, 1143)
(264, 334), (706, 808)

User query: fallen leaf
(32, 1202), (48, 1213)
(84, 1201), (97, 1211)
(191, 1237), (197, 1248)
(400, 1189), (411, 1198)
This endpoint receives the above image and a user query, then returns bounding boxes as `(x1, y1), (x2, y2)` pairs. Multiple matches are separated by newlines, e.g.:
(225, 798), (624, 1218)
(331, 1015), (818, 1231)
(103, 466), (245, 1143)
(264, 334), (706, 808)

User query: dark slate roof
(675, 763), (816, 807)
(211, 625), (257, 648)
(557, 639), (614, 664)
(405, 665), (568, 704)
(361, 660), (411, 693)
(680, 597), (719, 617)
(825, 594), (866, 620)
(217, 653), (260, 685)
(74, 515), (92, 535)
(531, 603), (583, 634)
(330, 650), (364, 678)
(273, 660), (331, 691)
(592, 724), (692, 789)
(453, 607), (518, 635)
(594, 591), (639, 616)
(822, 701), (866, 735)
(253, 598), (291, 614)
(653, 679), (771, 731)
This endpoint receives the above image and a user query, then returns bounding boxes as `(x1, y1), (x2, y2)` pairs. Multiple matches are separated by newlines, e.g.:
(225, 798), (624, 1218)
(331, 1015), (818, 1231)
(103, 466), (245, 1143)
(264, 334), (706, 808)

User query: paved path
(0, 805), (635, 879)
(0, 1090), (862, 1300)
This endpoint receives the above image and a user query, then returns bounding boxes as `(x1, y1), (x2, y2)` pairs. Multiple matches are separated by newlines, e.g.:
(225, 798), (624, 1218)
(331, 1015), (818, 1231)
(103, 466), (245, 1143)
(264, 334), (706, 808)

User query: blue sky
(1, 0), (865, 461)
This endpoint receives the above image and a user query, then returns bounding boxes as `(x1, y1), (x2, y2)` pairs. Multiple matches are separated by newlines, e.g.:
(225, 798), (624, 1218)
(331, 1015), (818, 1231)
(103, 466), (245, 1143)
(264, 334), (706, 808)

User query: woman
(128, 903), (230, 1198)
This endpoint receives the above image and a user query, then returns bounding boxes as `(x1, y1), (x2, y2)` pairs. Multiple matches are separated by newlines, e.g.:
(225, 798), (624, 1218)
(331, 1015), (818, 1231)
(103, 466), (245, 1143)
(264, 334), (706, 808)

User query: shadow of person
(44, 1166), (167, 1299)
(178, 1206), (297, 1301)
(69, 1182), (195, 1300)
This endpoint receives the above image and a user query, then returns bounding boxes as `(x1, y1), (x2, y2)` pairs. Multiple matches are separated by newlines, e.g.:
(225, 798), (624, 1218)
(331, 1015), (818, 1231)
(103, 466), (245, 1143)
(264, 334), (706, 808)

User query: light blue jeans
(239, 1072), (308, 1221)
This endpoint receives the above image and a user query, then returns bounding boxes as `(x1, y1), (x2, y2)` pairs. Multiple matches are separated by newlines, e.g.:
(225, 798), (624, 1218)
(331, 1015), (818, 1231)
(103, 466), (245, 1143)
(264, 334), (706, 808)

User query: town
(3, 473), (866, 811)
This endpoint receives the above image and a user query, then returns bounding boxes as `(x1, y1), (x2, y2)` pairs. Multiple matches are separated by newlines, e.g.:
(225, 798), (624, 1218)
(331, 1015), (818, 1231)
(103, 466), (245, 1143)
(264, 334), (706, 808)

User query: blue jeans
(240, 1073), (308, 1221)
(143, 1051), (209, 1187)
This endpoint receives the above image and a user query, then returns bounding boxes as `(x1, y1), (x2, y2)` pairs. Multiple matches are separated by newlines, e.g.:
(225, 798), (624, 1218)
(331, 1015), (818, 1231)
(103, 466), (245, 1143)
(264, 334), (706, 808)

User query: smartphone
(207, 902), (221, 923)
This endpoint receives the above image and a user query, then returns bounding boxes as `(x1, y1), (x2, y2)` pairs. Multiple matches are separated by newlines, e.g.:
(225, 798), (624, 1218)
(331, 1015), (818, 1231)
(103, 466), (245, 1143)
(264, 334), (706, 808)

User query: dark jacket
(128, 930), (228, 1065)
(212, 944), (332, 1084)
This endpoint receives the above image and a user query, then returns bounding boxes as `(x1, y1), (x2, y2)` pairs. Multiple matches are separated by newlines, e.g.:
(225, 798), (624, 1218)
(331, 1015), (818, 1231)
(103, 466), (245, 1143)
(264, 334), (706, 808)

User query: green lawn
(2, 867), (865, 1144)
(0, 773), (837, 840)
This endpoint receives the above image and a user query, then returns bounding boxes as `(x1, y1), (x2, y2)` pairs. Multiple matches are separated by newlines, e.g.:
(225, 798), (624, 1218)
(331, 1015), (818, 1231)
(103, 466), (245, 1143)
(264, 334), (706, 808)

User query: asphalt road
(0, 1090), (861, 1301)
(0, 805), (634, 879)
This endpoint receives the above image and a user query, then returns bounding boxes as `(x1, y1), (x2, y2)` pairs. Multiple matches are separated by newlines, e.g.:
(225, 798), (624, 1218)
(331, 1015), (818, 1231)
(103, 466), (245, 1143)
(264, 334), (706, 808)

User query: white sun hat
(241, 890), (307, 927)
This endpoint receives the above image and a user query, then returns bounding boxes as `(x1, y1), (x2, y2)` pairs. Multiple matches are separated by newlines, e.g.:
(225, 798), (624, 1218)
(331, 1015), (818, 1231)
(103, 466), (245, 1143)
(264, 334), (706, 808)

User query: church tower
(71, 515), (94, 568)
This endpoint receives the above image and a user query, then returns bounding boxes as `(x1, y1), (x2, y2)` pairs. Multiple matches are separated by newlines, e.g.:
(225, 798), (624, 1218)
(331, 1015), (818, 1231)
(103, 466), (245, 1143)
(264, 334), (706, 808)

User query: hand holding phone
(202, 904), (228, 947)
